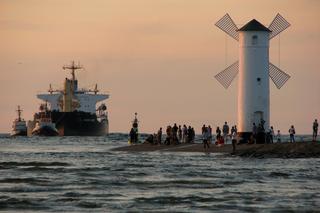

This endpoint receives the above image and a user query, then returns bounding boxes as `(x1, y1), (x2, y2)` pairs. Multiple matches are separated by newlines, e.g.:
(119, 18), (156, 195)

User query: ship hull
(32, 126), (59, 137)
(35, 111), (108, 136)
(11, 130), (27, 137)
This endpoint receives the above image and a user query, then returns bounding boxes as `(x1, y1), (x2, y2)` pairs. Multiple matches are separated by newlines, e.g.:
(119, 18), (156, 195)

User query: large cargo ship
(28, 61), (109, 136)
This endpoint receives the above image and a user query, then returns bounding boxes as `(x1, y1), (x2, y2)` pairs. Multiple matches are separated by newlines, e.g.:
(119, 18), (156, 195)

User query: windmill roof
(238, 19), (271, 32)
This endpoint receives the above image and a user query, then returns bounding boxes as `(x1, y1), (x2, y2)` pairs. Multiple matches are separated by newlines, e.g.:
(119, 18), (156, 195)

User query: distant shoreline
(112, 141), (320, 158)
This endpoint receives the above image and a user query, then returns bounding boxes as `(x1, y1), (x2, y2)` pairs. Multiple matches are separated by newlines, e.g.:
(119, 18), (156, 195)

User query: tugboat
(31, 103), (59, 136)
(29, 61), (109, 136)
(11, 106), (27, 136)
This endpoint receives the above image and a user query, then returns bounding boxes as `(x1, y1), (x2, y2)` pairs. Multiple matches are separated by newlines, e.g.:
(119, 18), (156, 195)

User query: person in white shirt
(231, 130), (237, 153)
(269, 126), (275, 143)
(202, 127), (210, 151)
(289, 125), (295, 143)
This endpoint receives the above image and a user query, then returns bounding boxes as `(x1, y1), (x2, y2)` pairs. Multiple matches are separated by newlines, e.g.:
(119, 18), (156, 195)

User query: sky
(0, 0), (319, 134)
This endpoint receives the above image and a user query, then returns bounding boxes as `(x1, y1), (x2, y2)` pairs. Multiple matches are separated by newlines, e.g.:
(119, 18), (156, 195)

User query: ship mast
(63, 61), (82, 81)
(16, 105), (22, 122)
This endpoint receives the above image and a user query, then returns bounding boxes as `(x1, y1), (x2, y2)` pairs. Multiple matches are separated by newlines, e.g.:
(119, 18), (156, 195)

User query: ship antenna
(63, 61), (83, 81)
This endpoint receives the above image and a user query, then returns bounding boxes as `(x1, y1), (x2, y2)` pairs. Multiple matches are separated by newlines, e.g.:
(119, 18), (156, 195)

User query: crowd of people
(144, 123), (196, 145)
(250, 119), (319, 144)
(250, 119), (288, 144)
(131, 118), (320, 146)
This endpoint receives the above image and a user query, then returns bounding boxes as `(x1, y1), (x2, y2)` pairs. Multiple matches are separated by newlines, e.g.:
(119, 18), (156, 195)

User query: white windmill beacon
(214, 14), (291, 142)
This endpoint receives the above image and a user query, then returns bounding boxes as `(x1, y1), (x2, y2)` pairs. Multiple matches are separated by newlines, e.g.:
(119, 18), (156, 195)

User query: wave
(0, 177), (50, 184)
(0, 197), (47, 210)
(0, 161), (70, 168)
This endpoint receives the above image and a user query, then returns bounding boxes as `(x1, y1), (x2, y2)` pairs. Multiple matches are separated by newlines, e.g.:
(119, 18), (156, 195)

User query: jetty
(112, 142), (320, 158)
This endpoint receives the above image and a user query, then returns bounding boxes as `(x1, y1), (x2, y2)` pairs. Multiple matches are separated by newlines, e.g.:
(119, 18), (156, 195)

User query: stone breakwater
(112, 142), (320, 158)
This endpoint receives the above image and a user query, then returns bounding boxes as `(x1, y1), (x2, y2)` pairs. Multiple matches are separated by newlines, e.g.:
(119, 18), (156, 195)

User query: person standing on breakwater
(231, 129), (237, 154)
(270, 126), (274, 143)
(216, 126), (221, 140)
(191, 128), (195, 143)
(165, 125), (172, 145)
(289, 125), (296, 143)
(202, 127), (210, 151)
(187, 126), (192, 143)
(157, 128), (162, 145)
(223, 122), (230, 143)
(172, 123), (178, 144)
(182, 125), (187, 143)
(202, 124), (206, 134)
(231, 126), (235, 135)
(129, 128), (136, 144)
(276, 130), (281, 143)
(252, 123), (257, 144)
(208, 125), (212, 144)
(178, 125), (182, 143)
(313, 119), (318, 142)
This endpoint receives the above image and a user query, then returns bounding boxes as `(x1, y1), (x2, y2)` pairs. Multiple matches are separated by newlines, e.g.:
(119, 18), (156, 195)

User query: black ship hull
(11, 130), (27, 137)
(34, 111), (108, 136)
(32, 126), (59, 137)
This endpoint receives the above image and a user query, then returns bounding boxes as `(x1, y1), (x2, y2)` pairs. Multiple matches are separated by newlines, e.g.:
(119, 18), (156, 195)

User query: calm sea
(0, 134), (319, 212)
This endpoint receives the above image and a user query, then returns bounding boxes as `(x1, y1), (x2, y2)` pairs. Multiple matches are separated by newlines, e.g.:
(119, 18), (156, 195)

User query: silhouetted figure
(222, 122), (229, 143)
(313, 119), (318, 142)
(289, 125), (295, 143)
(257, 123), (266, 144)
(157, 127), (162, 145)
(165, 125), (172, 145)
(252, 123), (257, 144)
(182, 125), (187, 143)
(276, 130), (281, 143)
(186, 126), (191, 143)
(269, 126), (274, 143)
(172, 123), (178, 144)
(145, 134), (154, 144)
(129, 128), (136, 144)
(202, 127), (210, 151)
(208, 125), (212, 144)
(216, 127), (221, 140)
(202, 124), (206, 134)
(231, 130), (237, 154)
(178, 125), (182, 142)
(191, 128), (195, 143)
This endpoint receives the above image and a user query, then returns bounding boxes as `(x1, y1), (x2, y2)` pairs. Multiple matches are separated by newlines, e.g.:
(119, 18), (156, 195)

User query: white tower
(214, 14), (291, 141)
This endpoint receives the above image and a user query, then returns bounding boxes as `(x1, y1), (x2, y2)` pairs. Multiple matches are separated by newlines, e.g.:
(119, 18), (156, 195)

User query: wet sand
(112, 141), (320, 158)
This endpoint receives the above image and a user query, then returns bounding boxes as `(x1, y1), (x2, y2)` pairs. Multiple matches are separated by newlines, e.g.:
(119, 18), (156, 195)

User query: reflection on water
(0, 134), (319, 212)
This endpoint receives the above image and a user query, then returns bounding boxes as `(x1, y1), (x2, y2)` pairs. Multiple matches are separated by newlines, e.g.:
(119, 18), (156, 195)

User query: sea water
(0, 134), (319, 212)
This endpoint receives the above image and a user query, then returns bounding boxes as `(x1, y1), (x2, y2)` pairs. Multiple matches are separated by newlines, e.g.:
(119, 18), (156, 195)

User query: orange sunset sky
(0, 0), (319, 134)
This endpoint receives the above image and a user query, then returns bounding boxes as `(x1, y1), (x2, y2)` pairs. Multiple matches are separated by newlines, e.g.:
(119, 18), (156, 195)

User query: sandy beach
(112, 141), (320, 158)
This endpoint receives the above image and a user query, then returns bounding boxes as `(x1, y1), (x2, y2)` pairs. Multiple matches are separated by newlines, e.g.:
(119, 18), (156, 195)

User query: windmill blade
(269, 62), (290, 89)
(215, 61), (239, 89)
(215, 13), (239, 41)
(268, 13), (290, 39)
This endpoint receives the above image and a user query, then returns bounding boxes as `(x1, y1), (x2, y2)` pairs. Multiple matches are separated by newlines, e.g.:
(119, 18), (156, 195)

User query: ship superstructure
(31, 61), (110, 136)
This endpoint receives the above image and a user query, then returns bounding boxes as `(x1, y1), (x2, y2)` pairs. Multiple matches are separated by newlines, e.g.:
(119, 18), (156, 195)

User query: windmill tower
(214, 14), (291, 141)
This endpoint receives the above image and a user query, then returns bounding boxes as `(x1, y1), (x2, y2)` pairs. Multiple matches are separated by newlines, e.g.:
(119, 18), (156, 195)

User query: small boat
(32, 104), (59, 136)
(11, 106), (27, 136)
